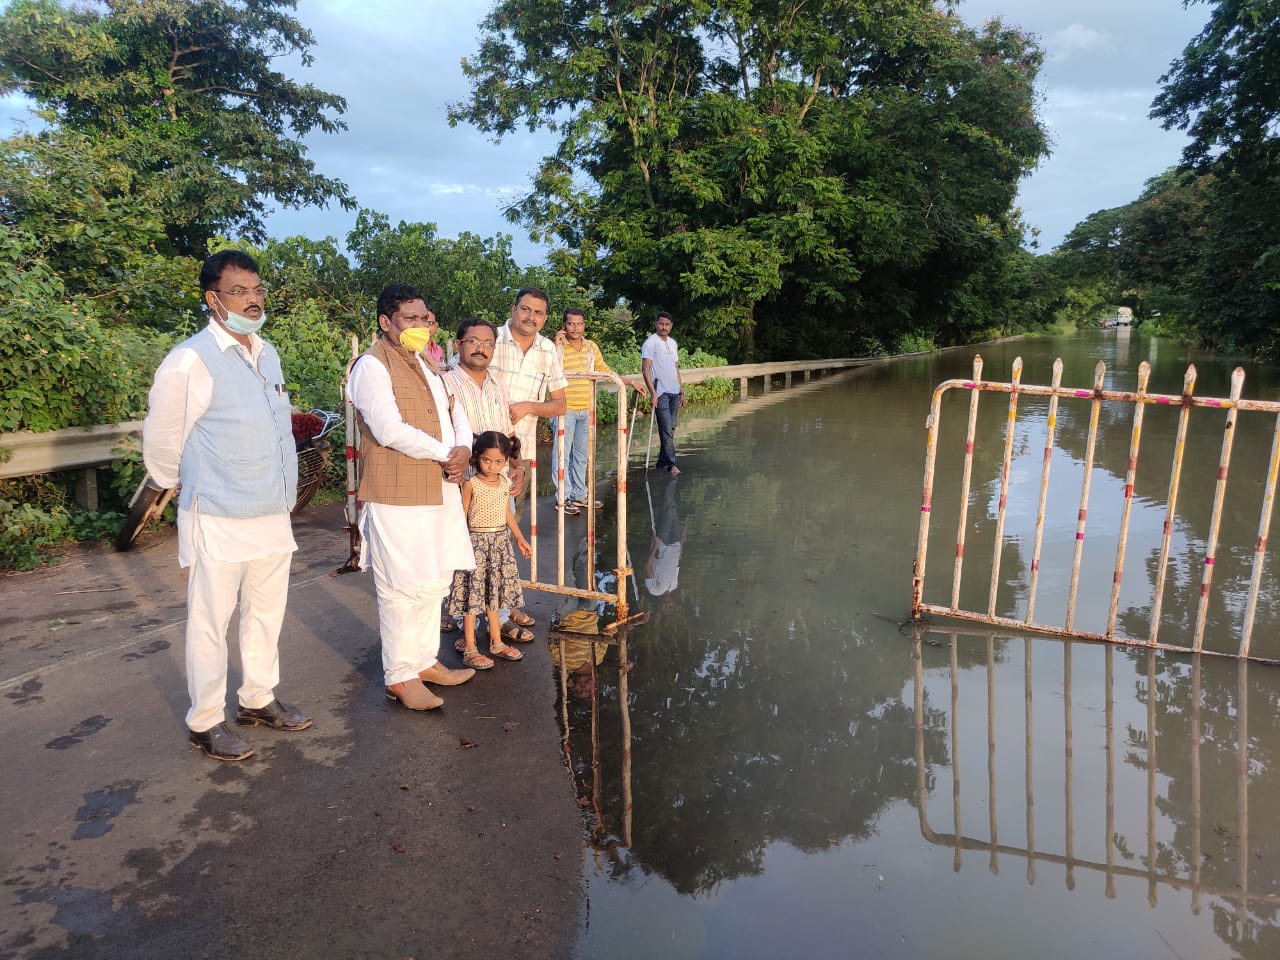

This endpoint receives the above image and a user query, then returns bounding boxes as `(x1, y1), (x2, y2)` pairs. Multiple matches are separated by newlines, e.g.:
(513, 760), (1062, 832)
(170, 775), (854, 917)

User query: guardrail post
(739, 377), (748, 401)
(74, 468), (99, 510)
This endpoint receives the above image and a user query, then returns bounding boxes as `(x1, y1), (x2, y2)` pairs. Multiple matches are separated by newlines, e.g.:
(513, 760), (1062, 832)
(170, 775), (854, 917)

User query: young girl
(447, 432), (533, 669)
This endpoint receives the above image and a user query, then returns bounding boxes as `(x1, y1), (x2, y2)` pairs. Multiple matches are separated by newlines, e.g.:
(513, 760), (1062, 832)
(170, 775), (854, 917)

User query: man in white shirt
(347, 284), (477, 712)
(641, 310), (686, 475)
(142, 250), (311, 761)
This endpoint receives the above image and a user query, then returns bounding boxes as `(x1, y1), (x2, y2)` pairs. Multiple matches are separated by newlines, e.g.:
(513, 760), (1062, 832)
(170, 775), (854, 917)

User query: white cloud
(1047, 23), (1115, 59)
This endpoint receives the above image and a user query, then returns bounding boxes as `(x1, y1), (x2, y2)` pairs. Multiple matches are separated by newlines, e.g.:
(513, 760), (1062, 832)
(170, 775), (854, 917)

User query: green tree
(346, 209), (551, 334)
(0, 125), (201, 329)
(451, 1), (1047, 360)
(1149, 0), (1280, 356)
(0, 0), (353, 255)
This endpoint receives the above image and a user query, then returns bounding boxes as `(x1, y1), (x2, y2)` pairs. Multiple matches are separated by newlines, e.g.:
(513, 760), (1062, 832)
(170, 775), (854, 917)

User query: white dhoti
(360, 497), (474, 686)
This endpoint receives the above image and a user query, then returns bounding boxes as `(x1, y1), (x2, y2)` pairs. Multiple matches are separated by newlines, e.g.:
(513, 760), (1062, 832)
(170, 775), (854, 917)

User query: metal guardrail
(0, 422), (141, 479)
(618, 357), (872, 400)
(0, 421), (142, 509)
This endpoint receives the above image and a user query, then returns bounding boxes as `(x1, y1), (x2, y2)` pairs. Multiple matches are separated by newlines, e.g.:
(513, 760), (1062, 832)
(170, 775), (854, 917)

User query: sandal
(461, 649), (494, 670)
(507, 610), (536, 627)
(501, 622), (535, 643)
(440, 615), (458, 633)
(489, 642), (524, 662)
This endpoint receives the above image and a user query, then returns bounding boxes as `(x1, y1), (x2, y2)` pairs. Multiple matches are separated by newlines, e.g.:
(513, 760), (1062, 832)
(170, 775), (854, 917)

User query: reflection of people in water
(645, 474), (684, 600)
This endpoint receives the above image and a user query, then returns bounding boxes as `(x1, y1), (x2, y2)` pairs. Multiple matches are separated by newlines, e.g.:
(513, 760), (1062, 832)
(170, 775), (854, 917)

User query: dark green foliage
(1054, 1), (1280, 358)
(450, 0), (1049, 361)
(0, 226), (168, 433)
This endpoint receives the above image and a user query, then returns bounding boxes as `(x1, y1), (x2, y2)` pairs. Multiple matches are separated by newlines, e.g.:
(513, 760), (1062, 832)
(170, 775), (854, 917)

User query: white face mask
(214, 294), (267, 335)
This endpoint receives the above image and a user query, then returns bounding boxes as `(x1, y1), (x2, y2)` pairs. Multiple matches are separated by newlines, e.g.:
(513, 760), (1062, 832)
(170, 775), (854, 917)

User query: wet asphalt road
(0, 502), (584, 959)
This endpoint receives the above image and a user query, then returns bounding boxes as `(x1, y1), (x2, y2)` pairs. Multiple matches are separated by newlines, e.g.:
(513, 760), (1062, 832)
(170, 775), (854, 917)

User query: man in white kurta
(142, 249), (311, 762)
(347, 284), (477, 711)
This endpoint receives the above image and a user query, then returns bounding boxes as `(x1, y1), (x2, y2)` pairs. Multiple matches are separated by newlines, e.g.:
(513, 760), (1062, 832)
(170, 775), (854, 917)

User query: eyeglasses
(397, 315), (438, 326)
(217, 285), (268, 298)
(459, 338), (496, 349)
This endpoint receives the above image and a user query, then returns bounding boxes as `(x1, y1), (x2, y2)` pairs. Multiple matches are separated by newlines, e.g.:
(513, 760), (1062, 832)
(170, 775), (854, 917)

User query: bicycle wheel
(115, 482), (171, 551)
(293, 445), (325, 514)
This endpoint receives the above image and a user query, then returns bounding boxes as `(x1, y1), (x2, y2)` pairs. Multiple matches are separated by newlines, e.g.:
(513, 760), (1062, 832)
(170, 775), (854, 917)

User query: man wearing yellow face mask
(346, 284), (478, 712)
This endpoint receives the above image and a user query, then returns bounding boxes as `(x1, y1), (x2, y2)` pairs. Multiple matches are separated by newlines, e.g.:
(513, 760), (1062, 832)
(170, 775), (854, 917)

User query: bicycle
(114, 408), (343, 551)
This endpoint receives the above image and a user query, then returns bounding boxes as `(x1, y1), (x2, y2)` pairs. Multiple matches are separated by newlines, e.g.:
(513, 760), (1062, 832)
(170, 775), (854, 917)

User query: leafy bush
(0, 227), (169, 432)
(0, 499), (73, 569)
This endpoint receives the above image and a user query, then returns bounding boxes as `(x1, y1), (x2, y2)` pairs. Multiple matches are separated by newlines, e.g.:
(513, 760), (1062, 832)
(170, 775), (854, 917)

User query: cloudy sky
(3, 0), (1212, 264)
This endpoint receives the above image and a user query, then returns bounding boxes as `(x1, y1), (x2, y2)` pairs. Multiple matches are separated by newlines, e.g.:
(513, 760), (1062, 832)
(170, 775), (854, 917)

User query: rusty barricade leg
(1193, 368), (1245, 651)
(1150, 366), (1197, 644)
(1025, 359), (1063, 623)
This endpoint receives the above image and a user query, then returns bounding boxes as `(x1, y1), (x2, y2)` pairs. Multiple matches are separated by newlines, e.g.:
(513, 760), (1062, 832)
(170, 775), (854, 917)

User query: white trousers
(185, 550), (291, 732)
(372, 567), (449, 687)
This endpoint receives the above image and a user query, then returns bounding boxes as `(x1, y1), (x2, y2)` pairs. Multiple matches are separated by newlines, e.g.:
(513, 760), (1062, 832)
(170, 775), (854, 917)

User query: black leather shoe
(235, 698), (313, 731)
(188, 722), (255, 761)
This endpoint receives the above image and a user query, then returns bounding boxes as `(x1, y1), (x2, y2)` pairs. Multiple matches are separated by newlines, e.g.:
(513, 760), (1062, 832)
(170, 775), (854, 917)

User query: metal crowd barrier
(527, 369), (644, 632)
(911, 355), (1280, 662)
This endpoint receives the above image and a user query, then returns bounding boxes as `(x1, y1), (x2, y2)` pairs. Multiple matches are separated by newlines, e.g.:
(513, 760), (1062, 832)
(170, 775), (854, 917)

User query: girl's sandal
(462, 649), (494, 670)
(489, 642), (524, 662)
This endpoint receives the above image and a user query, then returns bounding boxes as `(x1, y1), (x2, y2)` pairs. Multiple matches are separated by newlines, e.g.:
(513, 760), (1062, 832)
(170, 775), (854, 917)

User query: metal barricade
(525, 369), (643, 633)
(911, 355), (1280, 662)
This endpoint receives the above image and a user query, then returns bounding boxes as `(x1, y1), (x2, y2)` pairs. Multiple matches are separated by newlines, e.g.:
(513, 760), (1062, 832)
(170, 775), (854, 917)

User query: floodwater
(547, 331), (1280, 960)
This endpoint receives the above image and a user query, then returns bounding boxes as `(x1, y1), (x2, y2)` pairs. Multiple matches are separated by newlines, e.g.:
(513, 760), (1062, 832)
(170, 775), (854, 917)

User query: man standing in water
(143, 249), (311, 761)
(642, 310), (686, 475)
(347, 284), (477, 712)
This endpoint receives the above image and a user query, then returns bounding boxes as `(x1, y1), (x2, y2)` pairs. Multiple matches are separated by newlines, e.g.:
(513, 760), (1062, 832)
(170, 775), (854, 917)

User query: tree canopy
(450, 0), (1048, 360)
(0, 0), (353, 256)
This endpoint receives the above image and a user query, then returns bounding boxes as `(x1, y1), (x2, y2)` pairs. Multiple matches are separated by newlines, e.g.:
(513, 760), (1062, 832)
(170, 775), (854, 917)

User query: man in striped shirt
(491, 287), (568, 508)
(552, 308), (611, 515)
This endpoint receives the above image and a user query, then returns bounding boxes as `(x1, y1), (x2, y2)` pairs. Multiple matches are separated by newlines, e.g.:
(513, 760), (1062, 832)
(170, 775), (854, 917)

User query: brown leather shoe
(385, 679), (444, 711)
(235, 698), (313, 731)
(419, 662), (476, 686)
(188, 722), (255, 761)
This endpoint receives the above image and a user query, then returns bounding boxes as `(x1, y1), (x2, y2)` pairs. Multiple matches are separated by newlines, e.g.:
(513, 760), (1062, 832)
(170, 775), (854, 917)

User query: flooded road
(556, 332), (1280, 959)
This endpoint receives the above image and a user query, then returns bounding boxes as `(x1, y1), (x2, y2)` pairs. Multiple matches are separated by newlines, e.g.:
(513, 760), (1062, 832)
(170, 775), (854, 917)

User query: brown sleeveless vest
(356, 337), (450, 506)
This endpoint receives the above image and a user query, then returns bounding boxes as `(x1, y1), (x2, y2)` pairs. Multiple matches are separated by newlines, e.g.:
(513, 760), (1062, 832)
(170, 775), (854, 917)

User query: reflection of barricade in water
(548, 531), (647, 848)
(910, 627), (1280, 928)
(912, 355), (1280, 662)
(550, 613), (646, 849)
